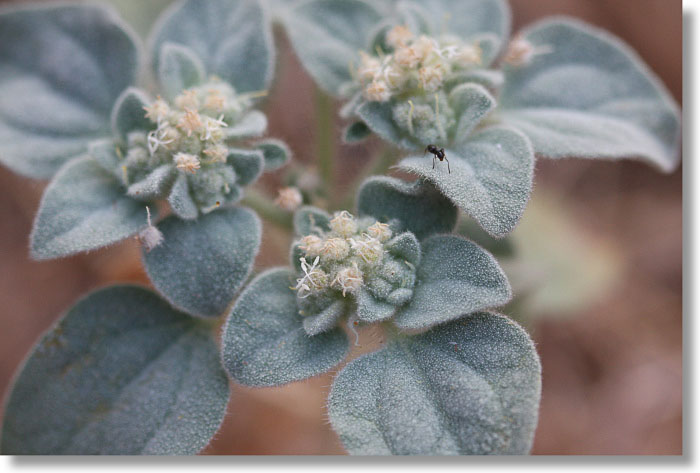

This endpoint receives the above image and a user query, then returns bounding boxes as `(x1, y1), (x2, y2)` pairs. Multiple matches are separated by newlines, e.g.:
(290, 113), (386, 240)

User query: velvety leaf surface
(127, 164), (177, 201)
(150, 0), (274, 93)
(30, 157), (150, 260)
(168, 173), (199, 220)
(0, 3), (139, 178)
(343, 121), (372, 144)
(499, 18), (681, 172)
(356, 101), (414, 149)
(224, 110), (268, 140)
(397, 127), (534, 237)
(143, 206), (261, 318)
(255, 138), (291, 171)
(111, 87), (153, 143)
(158, 42), (206, 100)
(222, 268), (349, 386)
(294, 206), (332, 235)
(227, 148), (264, 186)
(393, 235), (511, 330)
(403, 0), (510, 64)
(449, 83), (497, 144)
(328, 313), (541, 455)
(357, 176), (457, 240)
(0, 286), (229, 455)
(285, 0), (382, 96)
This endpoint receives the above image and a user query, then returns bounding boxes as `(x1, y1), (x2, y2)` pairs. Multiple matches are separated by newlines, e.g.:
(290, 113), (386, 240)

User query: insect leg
(445, 156), (451, 174)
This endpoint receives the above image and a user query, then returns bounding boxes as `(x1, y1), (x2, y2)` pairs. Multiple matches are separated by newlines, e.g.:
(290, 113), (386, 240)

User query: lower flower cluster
(118, 79), (261, 213)
(293, 211), (417, 319)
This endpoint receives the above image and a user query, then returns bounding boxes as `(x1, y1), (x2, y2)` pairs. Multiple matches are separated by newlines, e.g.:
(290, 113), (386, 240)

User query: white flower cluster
(294, 211), (394, 299)
(357, 25), (482, 102)
(142, 79), (249, 171)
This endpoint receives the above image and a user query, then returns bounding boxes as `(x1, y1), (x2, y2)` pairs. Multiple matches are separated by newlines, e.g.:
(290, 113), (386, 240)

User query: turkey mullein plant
(0, 0), (680, 456)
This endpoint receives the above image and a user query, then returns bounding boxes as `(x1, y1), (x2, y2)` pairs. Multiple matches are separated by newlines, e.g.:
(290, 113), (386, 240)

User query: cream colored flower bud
(330, 210), (358, 237)
(177, 108), (204, 137)
(386, 25), (414, 48)
(394, 45), (422, 69)
(202, 144), (228, 163)
(274, 187), (303, 212)
(455, 44), (482, 67)
(419, 64), (445, 92)
(504, 35), (535, 66)
(367, 222), (392, 242)
(322, 237), (350, 261)
(143, 97), (170, 123)
(299, 235), (325, 257)
(364, 80), (391, 102)
(174, 152), (201, 173)
(350, 235), (384, 264)
(332, 262), (364, 297)
(174, 89), (200, 110)
(357, 51), (382, 82)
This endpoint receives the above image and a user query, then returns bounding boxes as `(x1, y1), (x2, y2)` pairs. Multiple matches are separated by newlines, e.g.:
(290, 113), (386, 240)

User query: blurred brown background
(0, 0), (682, 455)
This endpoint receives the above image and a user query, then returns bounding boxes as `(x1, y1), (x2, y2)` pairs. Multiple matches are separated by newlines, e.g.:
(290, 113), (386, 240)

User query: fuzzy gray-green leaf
(385, 232), (421, 266)
(111, 88), (153, 144)
(285, 0), (382, 96)
(143, 206), (261, 318)
(0, 285), (229, 455)
(224, 110), (268, 140)
(343, 121), (372, 143)
(357, 176), (457, 240)
(328, 312), (541, 455)
(228, 148), (264, 186)
(30, 157), (150, 260)
(294, 206), (332, 235)
(0, 3), (139, 178)
(393, 235), (511, 330)
(158, 42), (206, 100)
(168, 173), (198, 220)
(222, 268), (349, 386)
(397, 127), (534, 237)
(127, 164), (177, 201)
(499, 18), (680, 172)
(255, 138), (291, 171)
(415, 0), (510, 64)
(449, 83), (497, 144)
(150, 0), (274, 93)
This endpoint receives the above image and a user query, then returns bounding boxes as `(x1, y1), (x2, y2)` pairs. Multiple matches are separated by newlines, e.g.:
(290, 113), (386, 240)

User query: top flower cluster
(357, 25), (483, 102)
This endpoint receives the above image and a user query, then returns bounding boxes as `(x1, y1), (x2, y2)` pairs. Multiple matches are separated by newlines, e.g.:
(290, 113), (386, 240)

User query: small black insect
(424, 144), (450, 173)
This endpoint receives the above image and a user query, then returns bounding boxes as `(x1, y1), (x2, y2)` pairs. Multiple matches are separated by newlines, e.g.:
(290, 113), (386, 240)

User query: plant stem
(241, 188), (293, 230)
(315, 88), (335, 197)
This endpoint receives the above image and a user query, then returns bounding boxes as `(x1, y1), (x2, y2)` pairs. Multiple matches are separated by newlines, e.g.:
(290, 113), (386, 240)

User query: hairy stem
(240, 188), (293, 230)
(315, 88), (335, 198)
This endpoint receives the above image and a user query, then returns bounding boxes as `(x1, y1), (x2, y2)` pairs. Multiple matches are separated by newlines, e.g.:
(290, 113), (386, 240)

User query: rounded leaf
(254, 138), (291, 171)
(30, 157), (151, 260)
(150, 0), (274, 93)
(158, 42), (206, 100)
(328, 313), (541, 455)
(499, 18), (681, 172)
(0, 3), (140, 178)
(142, 206), (261, 317)
(397, 127), (534, 237)
(111, 88), (153, 144)
(293, 205), (332, 236)
(0, 285), (229, 455)
(393, 235), (511, 330)
(357, 176), (457, 240)
(222, 268), (349, 386)
(285, 0), (382, 96)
